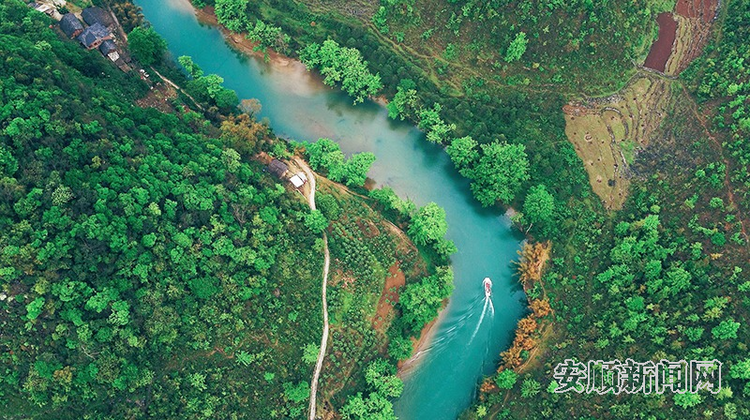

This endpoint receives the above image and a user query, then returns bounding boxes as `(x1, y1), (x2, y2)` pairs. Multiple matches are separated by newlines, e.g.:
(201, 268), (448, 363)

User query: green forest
(3, 0), (750, 418)
(188, 0), (748, 418)
(0, 1), (452, 418)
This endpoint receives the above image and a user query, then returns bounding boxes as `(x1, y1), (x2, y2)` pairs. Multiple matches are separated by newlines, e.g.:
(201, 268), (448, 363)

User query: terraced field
(564, 75), (671, 209)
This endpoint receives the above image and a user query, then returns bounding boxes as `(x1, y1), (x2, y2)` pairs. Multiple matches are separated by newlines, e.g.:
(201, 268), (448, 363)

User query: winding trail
(294, 157), (330, 420)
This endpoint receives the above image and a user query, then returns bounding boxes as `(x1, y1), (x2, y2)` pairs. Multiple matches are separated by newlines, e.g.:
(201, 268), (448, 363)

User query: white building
(289, 172), (307, 188)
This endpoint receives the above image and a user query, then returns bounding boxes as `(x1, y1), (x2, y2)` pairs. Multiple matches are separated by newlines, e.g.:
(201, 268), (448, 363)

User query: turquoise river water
(134, 1), (527, 417)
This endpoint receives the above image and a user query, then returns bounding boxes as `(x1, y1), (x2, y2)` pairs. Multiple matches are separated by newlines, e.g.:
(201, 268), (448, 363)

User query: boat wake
(469, 278), (495, 344)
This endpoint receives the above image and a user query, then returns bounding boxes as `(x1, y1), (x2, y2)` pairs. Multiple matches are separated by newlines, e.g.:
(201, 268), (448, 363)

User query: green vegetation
(246, 19), (291, 55)
(12, 0), (750, 418)
(494, 369), (518, 390)
(313, 178), (438, 412)
(522, 184), (555, 230)
(340, 359), (402, 419)
(0, 2), (439, 418)
(299, 40), (383, 104)
(127, 26), (167, 66)
(398, 267), (454, 332)
(178, 55), (239, 112)
(683, 0), (750, 221)
(191, 0), (750, 418)
(304, 138), (376, 187)
(504, 32), (528, 63)
(468, 142), (530, 207)
(215, 0), (251, 32)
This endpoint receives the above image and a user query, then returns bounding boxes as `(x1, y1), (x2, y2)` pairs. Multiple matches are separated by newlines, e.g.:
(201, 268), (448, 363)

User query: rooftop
(77, 23), (111, 48)
(60, 13), (84, 38)
(289, 172), (307, 188)
(99, 39), (117, 54)
(268, 159), (289, 178)
(81, 6), (114, 27)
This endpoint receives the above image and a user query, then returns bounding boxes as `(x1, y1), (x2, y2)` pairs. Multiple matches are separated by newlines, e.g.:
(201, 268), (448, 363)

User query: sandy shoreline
(192, 5), (294, 67)
(397, 301), (449, 377)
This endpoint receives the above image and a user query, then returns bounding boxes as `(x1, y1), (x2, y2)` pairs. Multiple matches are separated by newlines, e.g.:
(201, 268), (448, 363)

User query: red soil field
(643, 13), (678, 72)
(675, 0), (719, 22)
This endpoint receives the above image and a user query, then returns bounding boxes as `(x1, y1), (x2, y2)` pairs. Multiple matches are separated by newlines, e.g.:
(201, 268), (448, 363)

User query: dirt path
(293, 157), (330, 420)
(148, 67), (205, 111)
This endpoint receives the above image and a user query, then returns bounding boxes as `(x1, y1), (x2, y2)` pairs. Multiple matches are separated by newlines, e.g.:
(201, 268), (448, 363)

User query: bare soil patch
(675, 0), (719, 22)
(372, 263), (406, 332)
(644, 0), (720, 75)
(135, 82), (177, 113)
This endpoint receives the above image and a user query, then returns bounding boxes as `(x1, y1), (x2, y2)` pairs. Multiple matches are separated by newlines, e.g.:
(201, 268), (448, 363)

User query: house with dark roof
(268, 159), (289, 178)
(81, 7), (114, 28)
(77, 23), (112, 50)
(60, 13), (84, 39)
(98, 39), (117, 55)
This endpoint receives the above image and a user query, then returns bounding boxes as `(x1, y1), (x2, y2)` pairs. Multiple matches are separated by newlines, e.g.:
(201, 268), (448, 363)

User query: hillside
(0, 2), (440, 418)
(181, 0), (750, 418)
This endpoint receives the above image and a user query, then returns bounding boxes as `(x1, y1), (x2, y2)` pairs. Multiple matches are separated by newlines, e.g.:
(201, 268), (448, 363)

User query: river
(134, 0), (527, 418)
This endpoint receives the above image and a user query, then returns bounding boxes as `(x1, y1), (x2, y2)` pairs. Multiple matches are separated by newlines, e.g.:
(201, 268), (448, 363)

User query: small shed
(77, 23), (112, 50)
(98, 39), (117, 55)
(81, 6), (114, 28)
(60, 13), (84, 38)
(268, 159), (289, 178)
(290, 174), (305, 188)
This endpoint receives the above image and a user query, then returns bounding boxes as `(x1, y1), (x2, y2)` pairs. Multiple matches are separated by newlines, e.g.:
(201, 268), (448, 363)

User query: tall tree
(446, 136), (478, 173)
(215, 0), (250, 32)
(128, 26), (167, 66)
(505, 32), (528, 63)
(408, 202), (448, 246)
(469, 142), (530, 206)
(523, 184), (555, 227)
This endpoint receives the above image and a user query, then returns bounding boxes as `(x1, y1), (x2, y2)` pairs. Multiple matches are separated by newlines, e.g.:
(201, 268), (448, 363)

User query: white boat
(483, 277), (492, 298)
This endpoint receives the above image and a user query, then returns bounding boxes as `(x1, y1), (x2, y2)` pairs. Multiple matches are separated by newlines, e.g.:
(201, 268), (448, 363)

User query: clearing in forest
(644, 0), (719, 75)
(563, 75), (671, 210)
(372, 263), (407, 332)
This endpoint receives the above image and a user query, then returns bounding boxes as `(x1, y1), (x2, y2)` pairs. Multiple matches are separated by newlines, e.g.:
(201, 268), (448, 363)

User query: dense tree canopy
(505, 32), (528, 63)
(407, 202), (448, 246)
(0, 4), (424, 418)
(523, 184), (555, 228)
(469, 142), (530, 206)
(300, 40), (383, 103)
(214, 0), (250, 32)
(305, 138), (375, 187)
(128, 26), (167, 66)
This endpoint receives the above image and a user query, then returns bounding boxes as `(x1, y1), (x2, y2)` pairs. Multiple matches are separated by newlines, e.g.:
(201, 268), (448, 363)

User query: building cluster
(59, 7), (120, 60)
(26, 2), (133, 71)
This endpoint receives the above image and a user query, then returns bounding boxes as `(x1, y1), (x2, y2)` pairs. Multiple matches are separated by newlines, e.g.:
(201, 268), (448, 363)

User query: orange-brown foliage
(516, 241), (551, 285)
(220, 114), (267, 154)
(529, 299), (552, 318)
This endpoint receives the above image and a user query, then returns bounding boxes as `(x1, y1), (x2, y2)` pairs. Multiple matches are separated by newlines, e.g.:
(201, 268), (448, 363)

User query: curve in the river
(134, 1), (527, 418)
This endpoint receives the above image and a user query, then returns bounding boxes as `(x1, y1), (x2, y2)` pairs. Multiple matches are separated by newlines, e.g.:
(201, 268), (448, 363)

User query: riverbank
(397, 301), (448, 376)
(192, 4), (295, 67)
(134, 1), (528, 418)
(184, 0), (468, 381)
